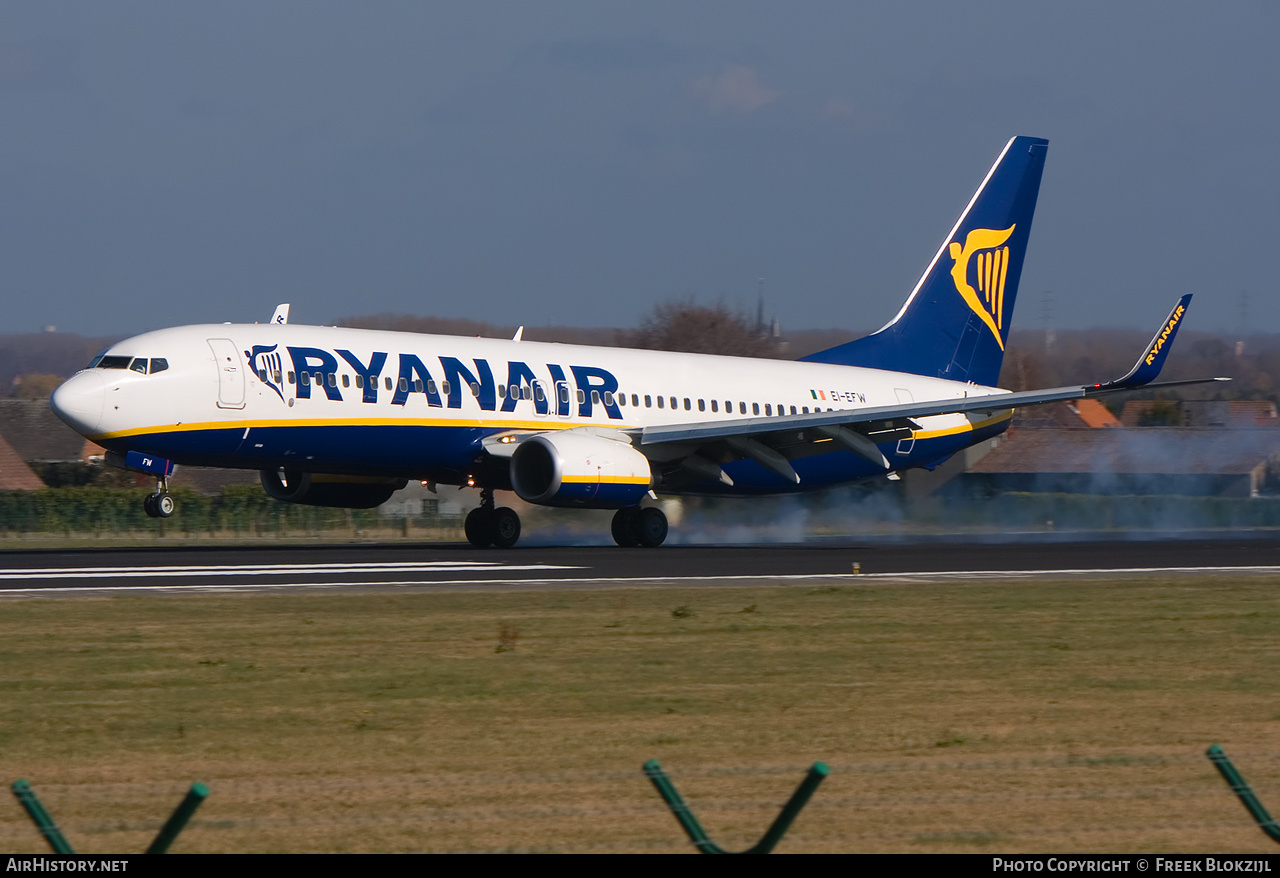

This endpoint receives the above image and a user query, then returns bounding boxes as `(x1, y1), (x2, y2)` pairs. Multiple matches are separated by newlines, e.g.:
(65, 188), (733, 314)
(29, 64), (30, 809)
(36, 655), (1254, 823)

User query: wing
(636, 295), (1226, 485)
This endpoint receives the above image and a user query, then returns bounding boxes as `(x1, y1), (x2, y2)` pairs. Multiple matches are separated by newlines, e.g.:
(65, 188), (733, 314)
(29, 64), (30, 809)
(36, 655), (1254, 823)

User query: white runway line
(4, 565), (1280, 594)
(0, 561), (581, 580)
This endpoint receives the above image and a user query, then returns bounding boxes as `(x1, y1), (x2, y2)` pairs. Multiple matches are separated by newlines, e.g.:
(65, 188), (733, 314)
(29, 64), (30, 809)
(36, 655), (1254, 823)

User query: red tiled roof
(0, 434), (45, 490)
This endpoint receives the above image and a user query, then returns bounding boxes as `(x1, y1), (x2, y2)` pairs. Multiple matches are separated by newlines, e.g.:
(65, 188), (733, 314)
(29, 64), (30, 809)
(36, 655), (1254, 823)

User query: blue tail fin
(801, 136), (1049, 386)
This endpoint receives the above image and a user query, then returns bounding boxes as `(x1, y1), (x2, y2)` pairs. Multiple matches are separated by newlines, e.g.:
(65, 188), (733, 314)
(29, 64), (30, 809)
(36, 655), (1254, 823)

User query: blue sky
(2, 2), (1276, 337)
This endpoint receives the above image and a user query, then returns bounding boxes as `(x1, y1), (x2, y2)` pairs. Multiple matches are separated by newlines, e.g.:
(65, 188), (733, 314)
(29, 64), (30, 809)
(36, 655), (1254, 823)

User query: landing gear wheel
(636, 507), (668, 548)
(465, 508), (493, 548)
(490, 507), (521, 549)
(143, 492), (174, 519)
(611, 507), (641, 547)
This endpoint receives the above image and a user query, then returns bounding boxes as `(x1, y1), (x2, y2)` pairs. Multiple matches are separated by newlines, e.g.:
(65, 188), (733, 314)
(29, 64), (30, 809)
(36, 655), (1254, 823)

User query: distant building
(959, 428), (1276, 497)
(0, 434), (44, 491)
(1119, 400), (1279, 428)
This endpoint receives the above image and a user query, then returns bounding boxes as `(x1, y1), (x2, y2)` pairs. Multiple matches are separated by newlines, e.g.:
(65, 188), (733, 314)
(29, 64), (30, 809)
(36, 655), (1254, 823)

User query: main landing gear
(611, 506), (668, 548)
(142, 476), (175, 519)
(465, 487), (522, 549)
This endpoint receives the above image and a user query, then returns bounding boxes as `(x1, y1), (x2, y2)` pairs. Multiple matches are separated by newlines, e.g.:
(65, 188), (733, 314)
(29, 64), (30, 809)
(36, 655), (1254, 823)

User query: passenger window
(520, 385), (529, 400)
(129, 358), (148, 374)
(604, 391), (614, 406)
(616, 392), (624, 407)
(328, 373), (336, 387)
(258, 369), (268, 382)
(656, 396), (664, 409)
(150, 358), (169, 374)
(711, 400), (718, 413)
(414, 378), (423, 393)
(670, 397), (677, 410)
(698, 399), (705, 412)
(560, 385), (570, 404)
(498, 384), (506, 399)
(592, 390), (601, 405)
(683, 398), (690, 411)
(399, 377), (408, 392)
(442, 380), (451, 396)
(739, 402), (746, 414)
(341, 374), (349, 388)
(356, 374), (364, 389)
(645, 395), (652, 408)
(385, 377), (393, 391)
(427, 380), (437, 395)
(790, 405), (797, 415)
(802, 406), (809, 414)
(632, 394), (640, 407)
(753, 403), (760, 415)
(471, 382), (480, 397)
(576, 389), (585, 404)
(315, 372), (324, 386)
(301, 372), (310, 386)
(288, 371), (296, 385)
(765, 404), (772, 416)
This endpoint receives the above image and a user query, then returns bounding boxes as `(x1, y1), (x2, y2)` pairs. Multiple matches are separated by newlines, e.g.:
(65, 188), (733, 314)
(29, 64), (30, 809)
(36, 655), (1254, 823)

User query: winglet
(271, 303), (290, 325)
(1093, 295), (1192, 391)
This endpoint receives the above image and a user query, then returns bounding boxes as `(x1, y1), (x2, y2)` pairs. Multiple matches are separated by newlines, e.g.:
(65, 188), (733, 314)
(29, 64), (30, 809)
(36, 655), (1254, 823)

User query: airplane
(49, 135), (1222, 548)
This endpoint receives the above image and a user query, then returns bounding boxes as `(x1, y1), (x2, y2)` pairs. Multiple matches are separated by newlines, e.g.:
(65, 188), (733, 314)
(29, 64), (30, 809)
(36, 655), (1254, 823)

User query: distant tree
(1137, 398), (1183, 426)
(619, 300), (783, 358)
(11, 374), (64, 400)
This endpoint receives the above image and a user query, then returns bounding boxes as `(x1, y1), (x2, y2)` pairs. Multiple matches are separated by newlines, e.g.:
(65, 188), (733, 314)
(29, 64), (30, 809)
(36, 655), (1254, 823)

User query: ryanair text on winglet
(1145, 304), (1186, 366)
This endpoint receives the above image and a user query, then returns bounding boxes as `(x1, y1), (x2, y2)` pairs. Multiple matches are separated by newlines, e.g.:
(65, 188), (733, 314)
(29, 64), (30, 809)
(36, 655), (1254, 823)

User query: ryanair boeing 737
(49, 136), (1219, 547)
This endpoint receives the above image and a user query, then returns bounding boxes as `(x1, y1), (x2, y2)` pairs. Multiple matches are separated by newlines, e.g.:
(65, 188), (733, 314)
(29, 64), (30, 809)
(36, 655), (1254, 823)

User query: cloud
(690, 65), (780, 115)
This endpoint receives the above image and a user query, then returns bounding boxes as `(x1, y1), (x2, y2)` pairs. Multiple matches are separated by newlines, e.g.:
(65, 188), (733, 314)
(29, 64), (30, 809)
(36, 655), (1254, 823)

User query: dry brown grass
(2, 576), (1280, 853)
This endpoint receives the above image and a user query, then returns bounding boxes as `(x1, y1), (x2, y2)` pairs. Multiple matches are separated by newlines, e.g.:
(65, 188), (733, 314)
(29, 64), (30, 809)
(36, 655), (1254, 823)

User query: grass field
(3, 576), (1280, 853)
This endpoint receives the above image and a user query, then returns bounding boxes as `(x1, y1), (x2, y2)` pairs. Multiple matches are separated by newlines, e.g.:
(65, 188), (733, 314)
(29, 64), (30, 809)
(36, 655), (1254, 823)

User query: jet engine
(510, 432), (651, 508)
(260, 469), (405, 508)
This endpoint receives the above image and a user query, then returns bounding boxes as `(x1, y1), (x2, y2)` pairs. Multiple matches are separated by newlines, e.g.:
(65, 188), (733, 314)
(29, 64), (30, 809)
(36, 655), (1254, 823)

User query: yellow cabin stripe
(91, 409), (1012, 445)
(561, 475), (651, 485)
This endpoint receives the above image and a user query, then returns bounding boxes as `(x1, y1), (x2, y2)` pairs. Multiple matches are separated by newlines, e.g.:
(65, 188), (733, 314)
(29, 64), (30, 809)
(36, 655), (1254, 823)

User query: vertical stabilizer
(802, 136), (1048, 386)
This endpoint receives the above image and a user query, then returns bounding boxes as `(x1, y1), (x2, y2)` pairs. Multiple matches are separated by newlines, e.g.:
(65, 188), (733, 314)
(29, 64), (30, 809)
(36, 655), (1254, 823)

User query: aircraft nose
(50, 371), (106, 435)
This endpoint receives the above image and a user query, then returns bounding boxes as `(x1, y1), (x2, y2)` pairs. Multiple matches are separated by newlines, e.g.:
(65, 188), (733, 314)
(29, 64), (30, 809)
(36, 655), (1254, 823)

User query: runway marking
(4, 565), (1279, 595)
(0, 561), (581, 581)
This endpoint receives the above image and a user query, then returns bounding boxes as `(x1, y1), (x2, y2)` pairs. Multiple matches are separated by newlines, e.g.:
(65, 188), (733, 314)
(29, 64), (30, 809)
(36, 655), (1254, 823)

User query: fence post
(145, 782), (210, 854)
(10, 780), (75, 854)
(1207, 744), (1280, 844)
(643, 760), (829, 854)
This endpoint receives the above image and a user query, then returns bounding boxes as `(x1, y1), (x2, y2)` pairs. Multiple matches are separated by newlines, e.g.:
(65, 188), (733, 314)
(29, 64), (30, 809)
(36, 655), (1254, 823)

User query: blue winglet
(1094, 295), (1193, 391)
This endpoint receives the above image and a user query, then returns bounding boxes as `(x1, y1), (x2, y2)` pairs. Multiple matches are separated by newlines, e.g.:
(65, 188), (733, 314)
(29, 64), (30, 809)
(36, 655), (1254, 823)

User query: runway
(3, 536), (1280, 595)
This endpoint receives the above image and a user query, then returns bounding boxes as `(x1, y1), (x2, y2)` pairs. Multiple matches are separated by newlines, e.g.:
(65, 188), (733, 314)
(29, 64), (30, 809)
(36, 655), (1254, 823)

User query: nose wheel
(143, 492), (175, 518)
(143, 476), (175, 519)
(464, 488), (521, 548)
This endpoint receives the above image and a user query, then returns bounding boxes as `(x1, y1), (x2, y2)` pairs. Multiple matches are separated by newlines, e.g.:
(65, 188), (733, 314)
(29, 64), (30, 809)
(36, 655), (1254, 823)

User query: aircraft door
(208, 338), (246, 410)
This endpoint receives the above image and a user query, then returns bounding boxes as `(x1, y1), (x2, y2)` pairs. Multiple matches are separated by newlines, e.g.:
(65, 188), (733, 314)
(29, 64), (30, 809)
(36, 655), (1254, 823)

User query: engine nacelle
(260, 469), (405, 508)
(510, 432), (652, 509)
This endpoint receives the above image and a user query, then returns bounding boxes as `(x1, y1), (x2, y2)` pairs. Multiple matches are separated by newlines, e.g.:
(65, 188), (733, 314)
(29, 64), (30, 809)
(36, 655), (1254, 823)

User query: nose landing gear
(142, 476), (175, 519)
(464, 487), (522, 548)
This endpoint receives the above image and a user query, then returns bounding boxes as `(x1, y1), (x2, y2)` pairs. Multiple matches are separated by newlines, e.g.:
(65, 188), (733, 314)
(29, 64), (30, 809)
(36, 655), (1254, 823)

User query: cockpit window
(150, 358), (169, 374)
(95, 356), (132, 369)
(129, 358), (148, 374)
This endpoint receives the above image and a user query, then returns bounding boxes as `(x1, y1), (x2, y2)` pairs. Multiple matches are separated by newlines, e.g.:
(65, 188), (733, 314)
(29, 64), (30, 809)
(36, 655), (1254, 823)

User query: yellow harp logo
(948, 225), (1015, 351)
